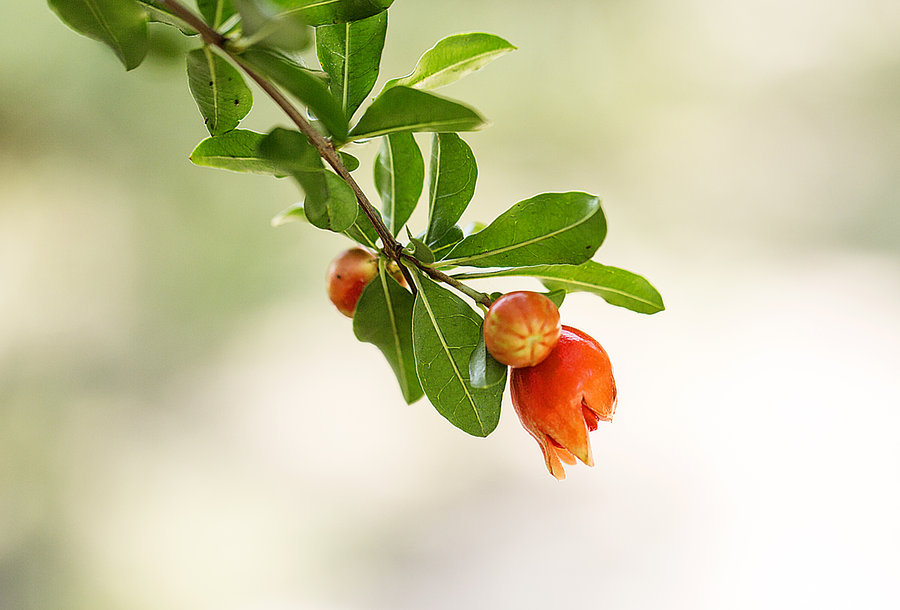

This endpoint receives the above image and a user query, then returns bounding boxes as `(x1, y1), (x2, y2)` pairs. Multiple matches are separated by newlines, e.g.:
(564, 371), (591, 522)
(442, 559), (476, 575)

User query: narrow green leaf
(270, 201), (379, 250)
(429, 225), (464, 260)
(257, 127), (322, 171)
(235, 0), (311, 50)
(452, 262), (665, 315)
(384, 32), (516, 92)
(353, 269), (423, 404)
(257, 128), (358, 231)
(190, 129), (285, 174)
(137, 1), (197, 34)
(186, 47), (252, 135)
(348, 87), (486, 141)
(339, 151), (360, 171)
(271, 203), (307, 227)
(405, 235), (435, 264)
(316, 11), (387, 119)
(241, 48), (348, 140)
(374, 133), (424, 236)
(197, 0), (235, 28)
(441, 192), (606, 268)
(468, 323), (507, 390)
(49, 0), (149, 70)
(343, 209), (380, 248)
(462, 220), (486, 235)
(425, 133), (477, 244)
(410, 271), (505, 437)
(543, 289), (566, 309)
(267, 0), (392, 26)
(303, 171), (359, 232)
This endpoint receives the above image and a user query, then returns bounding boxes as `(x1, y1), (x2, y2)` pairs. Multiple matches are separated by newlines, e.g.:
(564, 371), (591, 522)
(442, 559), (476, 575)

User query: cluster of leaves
(48, 0), (664, 438)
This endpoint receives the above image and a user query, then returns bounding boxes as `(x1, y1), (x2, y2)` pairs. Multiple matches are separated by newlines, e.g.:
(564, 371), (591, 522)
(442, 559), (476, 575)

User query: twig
(158, 0), (494, 306)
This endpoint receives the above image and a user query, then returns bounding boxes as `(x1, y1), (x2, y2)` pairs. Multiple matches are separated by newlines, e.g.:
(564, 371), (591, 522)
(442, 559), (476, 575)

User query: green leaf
(384, 32), (516, 92)
(266, 0), (392, 26)
(257, 127), (321, 170)
(186, 47), (252, 135)
(452, 262), (665, 315)
(316, 11), (387, 119)
(441, 192), (606, 268)
(429, 225), (464, 260)
(258, 128), (358, 231)
(343, 209), (380, 247)
(235, 0), (311, 50)
(353, 268), (423, 404)
(241, 48), (348, 140)
(348, 87), (487, 141)
(339, 151), (360, 171)
(49, 0), (149, 70)
(197, 0), (235, 28)
(543, 289), (566, 309)
(190, 129), (287, 174)
(136, 1), (197, 34)
(405, 234), (435, 264)
(409, 271), (505, 437)
(301, 171), (359, 231)
(270, 201), (379, 249)
(425, 133), (477, 244)
(374, 133), (424, 236)
(468, 323), (507, 390)
(271, 202), (307, 226)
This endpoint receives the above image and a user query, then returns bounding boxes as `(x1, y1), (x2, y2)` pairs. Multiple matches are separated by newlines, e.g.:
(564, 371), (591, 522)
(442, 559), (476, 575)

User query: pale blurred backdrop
(2, 1), (899, 609)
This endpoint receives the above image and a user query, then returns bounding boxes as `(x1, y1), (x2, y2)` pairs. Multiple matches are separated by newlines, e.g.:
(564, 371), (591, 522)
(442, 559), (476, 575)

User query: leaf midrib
(414, 273), (484, 433)
(351, 116), (477, 142)
(441, 202), (599, 266)
(82, 0), (126, 61)
(192, 154), (267, 163)
(214, 0), (226, 28)
(453, 267), (662, 308)
(386, 138), (397, 234)
(412, 48), (512, 89)
(341, 21), (350, 113)
(425, 136), (442, 240)
(282, 0), (340, 17)
(379, 270), (409, 396)
(203, 48), (220, 130)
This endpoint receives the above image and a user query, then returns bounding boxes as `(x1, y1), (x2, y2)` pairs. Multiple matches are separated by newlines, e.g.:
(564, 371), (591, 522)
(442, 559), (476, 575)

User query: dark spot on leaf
(234, 99), (240, 105)
(208, 80), (213, 86)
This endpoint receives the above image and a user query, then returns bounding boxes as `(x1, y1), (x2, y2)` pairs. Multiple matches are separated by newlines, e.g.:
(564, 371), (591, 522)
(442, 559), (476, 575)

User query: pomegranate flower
(510, 325), (617, 480)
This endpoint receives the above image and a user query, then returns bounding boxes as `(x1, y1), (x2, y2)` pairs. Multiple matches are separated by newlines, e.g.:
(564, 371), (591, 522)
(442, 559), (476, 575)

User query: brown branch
(158, 0), (500, 306)
(404, 255), (493, 308)
(158, 0), (398, 256)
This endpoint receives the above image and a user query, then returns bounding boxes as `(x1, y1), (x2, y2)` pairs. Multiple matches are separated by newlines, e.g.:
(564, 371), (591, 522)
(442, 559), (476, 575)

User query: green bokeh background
(2, 2), (899, 609)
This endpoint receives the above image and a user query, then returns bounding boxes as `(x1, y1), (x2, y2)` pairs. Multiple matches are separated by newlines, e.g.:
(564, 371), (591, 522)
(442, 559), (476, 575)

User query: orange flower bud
(483, 291), (561, 368)
(326, 248), (378, 317)
(510, 325), (617, 480)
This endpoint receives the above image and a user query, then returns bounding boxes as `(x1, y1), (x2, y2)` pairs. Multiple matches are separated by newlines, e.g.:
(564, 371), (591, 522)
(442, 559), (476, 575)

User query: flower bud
(326, 248), (378, 317)
(483, 291), (561, 368)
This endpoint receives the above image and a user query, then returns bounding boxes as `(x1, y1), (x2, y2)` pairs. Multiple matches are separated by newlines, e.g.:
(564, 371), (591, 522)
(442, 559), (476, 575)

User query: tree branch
(158, 0), (498, 306)
(158, 0), (399, 255)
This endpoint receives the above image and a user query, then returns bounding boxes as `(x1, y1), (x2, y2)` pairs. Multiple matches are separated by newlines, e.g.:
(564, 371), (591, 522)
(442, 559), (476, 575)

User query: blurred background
(2, 1), (899, 608)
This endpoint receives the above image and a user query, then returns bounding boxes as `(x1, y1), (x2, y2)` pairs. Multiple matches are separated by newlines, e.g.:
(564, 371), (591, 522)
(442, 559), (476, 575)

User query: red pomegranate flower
(510, 325), (617, 480)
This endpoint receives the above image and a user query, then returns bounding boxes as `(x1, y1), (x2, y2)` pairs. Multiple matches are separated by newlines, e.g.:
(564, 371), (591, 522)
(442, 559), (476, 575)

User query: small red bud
(326, 248), (378, 317)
